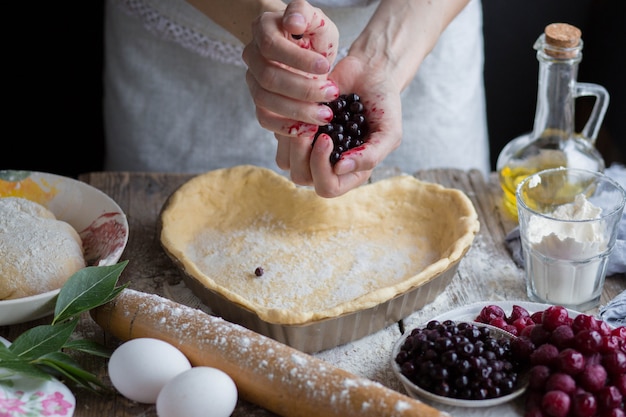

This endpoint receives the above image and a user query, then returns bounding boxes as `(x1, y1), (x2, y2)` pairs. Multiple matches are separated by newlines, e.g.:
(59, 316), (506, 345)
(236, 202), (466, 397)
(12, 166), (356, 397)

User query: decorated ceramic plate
(0, 337), (76, 416)
(391, 320), (528, 408)
(0, 170), (129, 325)
(390, 301), (588, 408)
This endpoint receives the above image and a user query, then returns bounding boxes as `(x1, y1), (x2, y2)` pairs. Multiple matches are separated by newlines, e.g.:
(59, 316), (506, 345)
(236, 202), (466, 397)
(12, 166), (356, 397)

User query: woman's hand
(307, 55), (404, 197)
(244, 0), (466, 198)
(242, 2), (339, 171)
(243, 1), (405, 197)
(244, 1), (405, 194)
(206, 0), (470, 197)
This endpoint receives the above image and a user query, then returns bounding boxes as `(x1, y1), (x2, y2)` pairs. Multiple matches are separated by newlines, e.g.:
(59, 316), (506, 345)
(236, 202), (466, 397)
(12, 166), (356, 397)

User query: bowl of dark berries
(391, 319), (528, 407)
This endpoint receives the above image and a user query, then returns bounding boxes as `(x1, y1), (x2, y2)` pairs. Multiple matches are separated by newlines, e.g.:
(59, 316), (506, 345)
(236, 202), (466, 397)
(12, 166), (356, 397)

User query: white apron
(104, 0), (489, 176)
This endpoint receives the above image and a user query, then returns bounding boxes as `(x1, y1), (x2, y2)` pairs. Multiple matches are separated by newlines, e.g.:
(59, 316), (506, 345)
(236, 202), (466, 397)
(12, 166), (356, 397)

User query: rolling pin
(91, 288), (448, 417)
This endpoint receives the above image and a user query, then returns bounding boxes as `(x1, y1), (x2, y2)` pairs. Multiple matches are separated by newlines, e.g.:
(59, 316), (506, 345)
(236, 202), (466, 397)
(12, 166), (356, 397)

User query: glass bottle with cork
(496, 23), (609, 218)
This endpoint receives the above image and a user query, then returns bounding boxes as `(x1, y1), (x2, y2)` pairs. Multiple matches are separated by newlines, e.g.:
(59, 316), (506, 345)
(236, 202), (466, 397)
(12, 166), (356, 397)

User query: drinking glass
(516, 167), (625, 311)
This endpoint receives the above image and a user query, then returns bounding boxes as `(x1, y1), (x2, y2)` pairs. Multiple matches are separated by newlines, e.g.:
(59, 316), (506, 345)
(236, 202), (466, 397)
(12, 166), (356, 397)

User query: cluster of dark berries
(395, 320), (522, 401)
(476, 304), (626, 417)
(313, 93), (369, 165)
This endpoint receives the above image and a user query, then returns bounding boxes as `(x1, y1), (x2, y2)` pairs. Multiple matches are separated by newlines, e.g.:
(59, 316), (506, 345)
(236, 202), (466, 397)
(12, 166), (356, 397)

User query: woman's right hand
(242, 0), (340, 183)
(242, 0), (340, 131)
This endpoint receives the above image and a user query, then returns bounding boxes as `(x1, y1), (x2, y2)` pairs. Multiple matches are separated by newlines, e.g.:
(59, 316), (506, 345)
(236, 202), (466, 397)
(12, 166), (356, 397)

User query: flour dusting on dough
(188, 214), (436, 312)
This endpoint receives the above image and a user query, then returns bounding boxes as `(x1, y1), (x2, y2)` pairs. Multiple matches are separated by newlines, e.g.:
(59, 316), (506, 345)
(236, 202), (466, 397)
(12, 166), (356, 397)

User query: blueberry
(313, 93), (369, 164)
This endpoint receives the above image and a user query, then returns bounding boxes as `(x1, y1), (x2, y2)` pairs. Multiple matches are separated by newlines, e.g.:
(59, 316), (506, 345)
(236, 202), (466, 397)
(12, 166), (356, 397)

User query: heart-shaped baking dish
(160, 165), (479, 352)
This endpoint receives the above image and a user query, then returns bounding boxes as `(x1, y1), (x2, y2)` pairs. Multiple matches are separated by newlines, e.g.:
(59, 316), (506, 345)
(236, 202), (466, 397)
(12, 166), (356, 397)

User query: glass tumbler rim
(515, 167), (626, 221)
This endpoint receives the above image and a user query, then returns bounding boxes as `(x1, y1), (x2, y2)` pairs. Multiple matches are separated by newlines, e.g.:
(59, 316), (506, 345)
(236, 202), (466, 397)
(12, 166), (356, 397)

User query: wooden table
(2, 169), (624, 417)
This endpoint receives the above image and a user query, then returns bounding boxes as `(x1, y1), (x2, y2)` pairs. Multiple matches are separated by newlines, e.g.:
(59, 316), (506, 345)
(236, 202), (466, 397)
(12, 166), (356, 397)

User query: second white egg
(156, 366), (238, 417)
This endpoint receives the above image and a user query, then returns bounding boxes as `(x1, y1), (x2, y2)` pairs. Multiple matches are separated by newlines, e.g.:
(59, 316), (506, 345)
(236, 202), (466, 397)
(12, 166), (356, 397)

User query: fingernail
(313, 58), (330, 74)
(335, 158), (356, 175)
(285, 12), (306, 28)
(322, 82), (339, 101)
(318, 106), (333, 123)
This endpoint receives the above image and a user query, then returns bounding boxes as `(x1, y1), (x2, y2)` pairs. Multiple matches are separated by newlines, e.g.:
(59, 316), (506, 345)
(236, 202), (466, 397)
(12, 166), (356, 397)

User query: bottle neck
(532, 36), (582, 140)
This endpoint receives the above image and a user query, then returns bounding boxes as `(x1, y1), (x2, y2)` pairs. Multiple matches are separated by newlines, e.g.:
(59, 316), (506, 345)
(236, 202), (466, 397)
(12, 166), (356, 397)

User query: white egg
(108, 337), (192, 403)
(156, 366), (238, 417)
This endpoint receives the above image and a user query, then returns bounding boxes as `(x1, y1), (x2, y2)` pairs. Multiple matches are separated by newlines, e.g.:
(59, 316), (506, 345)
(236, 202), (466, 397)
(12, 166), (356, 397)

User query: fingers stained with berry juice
(321, 80), (340, 103)
(285, 121), (318, 138)
(283, 2), (338, 67)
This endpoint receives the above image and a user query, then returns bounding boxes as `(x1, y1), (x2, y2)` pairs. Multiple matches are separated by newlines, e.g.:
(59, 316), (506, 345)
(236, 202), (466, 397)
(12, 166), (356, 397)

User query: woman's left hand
(302, 54), (404, 198)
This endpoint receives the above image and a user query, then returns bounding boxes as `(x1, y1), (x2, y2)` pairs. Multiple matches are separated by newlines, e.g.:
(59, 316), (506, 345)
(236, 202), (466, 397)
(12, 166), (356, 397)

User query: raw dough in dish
(160, 165), (479, 325)
(0, 197), (86, 300)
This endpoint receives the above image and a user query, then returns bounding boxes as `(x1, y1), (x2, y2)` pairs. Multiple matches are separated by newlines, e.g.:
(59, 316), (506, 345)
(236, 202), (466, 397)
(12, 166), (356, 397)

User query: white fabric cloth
(104, 0), (490, 176)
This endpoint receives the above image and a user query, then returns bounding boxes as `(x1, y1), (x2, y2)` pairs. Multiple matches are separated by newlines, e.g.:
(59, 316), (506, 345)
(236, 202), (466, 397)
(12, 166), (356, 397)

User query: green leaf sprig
(0, 261), (129, 393)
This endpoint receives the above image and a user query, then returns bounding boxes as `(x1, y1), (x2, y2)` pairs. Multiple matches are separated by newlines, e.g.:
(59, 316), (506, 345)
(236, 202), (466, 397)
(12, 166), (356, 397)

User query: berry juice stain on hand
(286, 122), (318, 137)
(321, 81), (339, 102)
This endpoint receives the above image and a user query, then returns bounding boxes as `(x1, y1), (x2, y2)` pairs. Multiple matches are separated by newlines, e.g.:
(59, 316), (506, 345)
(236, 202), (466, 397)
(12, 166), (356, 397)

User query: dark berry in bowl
(313, 93), (369, 165)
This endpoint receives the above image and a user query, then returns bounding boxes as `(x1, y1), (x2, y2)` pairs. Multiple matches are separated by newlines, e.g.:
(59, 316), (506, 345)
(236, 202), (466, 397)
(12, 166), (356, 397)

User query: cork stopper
(543, 23), (582, 59)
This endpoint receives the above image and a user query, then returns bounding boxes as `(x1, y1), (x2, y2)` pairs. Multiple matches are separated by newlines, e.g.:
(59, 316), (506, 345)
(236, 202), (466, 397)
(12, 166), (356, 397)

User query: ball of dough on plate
(0, 197), (85, 300)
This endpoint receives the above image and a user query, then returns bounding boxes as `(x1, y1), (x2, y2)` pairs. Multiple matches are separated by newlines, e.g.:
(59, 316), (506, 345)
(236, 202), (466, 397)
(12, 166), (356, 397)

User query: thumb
(283, 0), (339, 67)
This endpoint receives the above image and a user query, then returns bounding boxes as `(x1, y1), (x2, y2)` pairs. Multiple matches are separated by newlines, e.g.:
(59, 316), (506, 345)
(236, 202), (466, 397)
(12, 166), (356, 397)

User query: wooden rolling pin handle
(91, 289), (447, 417)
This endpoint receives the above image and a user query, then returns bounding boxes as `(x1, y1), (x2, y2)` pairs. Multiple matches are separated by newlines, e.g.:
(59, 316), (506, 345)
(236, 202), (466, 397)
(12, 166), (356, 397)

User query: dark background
(5, 2), (106, 178)
(482, 0), (625, 169)
(3, 0), (624, 178)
